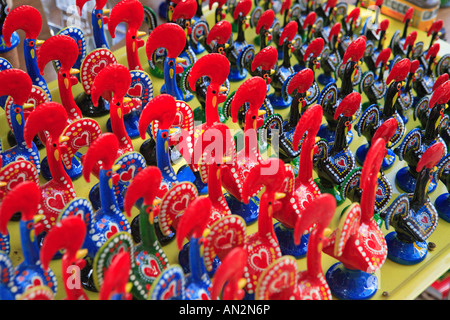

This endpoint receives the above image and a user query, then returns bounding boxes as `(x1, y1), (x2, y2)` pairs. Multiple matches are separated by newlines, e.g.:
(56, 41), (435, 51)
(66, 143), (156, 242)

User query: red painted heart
(250, 248), (271, 270)
(270, 272), (289, 291)
(421, 215), (428, 224)
(162, 282), (176, 300)
(143, 258), (161, 278)
(171, 194), (190, 213)
(337, 158), (346, 167)
(128, 83), (143, 97)
(214, 230), (235, 249)
(7, 173), (26, 191)
(45, 193), (66, 212)
(105, 224), (119, 239)
(92, 60), (108, 75)
(120, 166), (135, 182)
(365, 231), (383, 252)
(72, 131), (90, 149)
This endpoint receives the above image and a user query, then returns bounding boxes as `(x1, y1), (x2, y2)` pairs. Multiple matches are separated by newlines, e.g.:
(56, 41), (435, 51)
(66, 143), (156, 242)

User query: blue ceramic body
(385, 231), (429, 265)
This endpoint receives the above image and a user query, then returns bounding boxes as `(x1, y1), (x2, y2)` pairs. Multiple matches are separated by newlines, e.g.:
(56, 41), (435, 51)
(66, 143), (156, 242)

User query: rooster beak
(123, 97), (132, 104)
(36, 39), (45, 46)
(175, 57), (186, 64)
(136, 31), (147, 38)
(22, 103), (35, 109)
(275, 192), (286, 200)
(70, 68), (80, 75)
(34, 214), (45, 223)
(219, 86), (228, 93)
(112, 164), (121, 172)
(258, 109), (266, 117)
(0, 181), (6, 187)
(103, 9), (110, 14)
(76, 249), (88, 260)
(59, 136), (70, 144)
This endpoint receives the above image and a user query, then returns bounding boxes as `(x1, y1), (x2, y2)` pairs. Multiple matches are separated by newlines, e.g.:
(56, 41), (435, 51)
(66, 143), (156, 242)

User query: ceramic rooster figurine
(294, 193), (335, 300)
(317, 22), (342, 86)
(382, 142), (444, 265)
(108, 0), (146, 71)
(221, 76), (267, 225)
(200, 19), (232, 55)
(37, 34), (82, 122)
(268, 20), (298, 109)
(24, 102), (99, 235)
(76, 0), (110, 49)
(91, 63), (135, 161)
(359, 47), (390, 108)
(0, 181), (58, 299)
(389, 7), (414, 57)
(122, 166), (171, 300)
(146, 23), (188, 101)
(356, 58), (411, 171)
(413, 43), (440, 98)
(226, 0), (253, 82)
(337, 7), (361, 58)
(75, 48), (117, 117)
(0, 69), (40, 174)
(396, 59), (420, 124)
(395, 79), (450, 194)
(364, 18), (390, 72)
(138, 94), (182, 195)
(434, 152), (450, 223)
(98, 252), (133, 300)
(317, 36), (366, 144)
(323, 137), (388, 300)
(40, 216), (88, 300)
(271, 104), (322, 258)
(210, 247), (247, 300)
(2, 5), (52, 100)
(261, 68), (316, 163)
(314, 92), (361, 204)
(254, 9), (275, 50)
(239, 158), (286, 299)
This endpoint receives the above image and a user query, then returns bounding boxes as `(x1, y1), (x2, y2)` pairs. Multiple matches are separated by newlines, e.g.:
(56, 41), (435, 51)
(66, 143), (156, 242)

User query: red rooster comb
(172, 0), (197, 21)
(326, 0), (338, 9)
(37, 35), (79, 74)
(292, 103), (323, 151)
(124, 166), (162, 217)
(375, 48), (391, 67)
(303, 37), (324, 61)
(108, 0), (144, 38)
(231, 76), (267, 123)
(242, 158), (287, 202)
(303, 12), (317, 29)
(0, 181), (41, 234)
(278, 21), (298, 46)
(342, 36), (366, 64)
(346, 7), (360, 23)
(40, 216), (86, 270)
(99, 252), (132, 300)
(24, 102), (68, 146)
(386, 58), (411, 85)
(91, 63), (131, 105)
(294, 193), (335, 245)
(82, 133), (120, 182)
(2, 5), (42, 46)
(139, 94), (177, 139)
(188, 53), (230, 91)
(417, 142), (445, 172)
(403, 31), (417, 50)
(206, 20), (232, 45)
(430, 79), (450, 109)
(233, 0), (252, 20)
(76, 0), (108, 12)
(410, 59), (420, 74)
(256, 10), (275, 34)
(0, 69), (33, 106)
(433, 73), (449, 92)
(403, 7), (414, 22)
(334, 91), (361, 120)
(146, 23), (186, 59)
(251, 46), (278, 72)
(372, 117), (398, 144)
(176, 196), (212, 249)
(428, 19), (443, 37)
(426, 43), (440, 60)
(377, 19), (389, 33)
(287, 68), (315, 95)
(209, 0), (227, 10)
(328, 22), (341, 42)
(281, 0), (293, 14)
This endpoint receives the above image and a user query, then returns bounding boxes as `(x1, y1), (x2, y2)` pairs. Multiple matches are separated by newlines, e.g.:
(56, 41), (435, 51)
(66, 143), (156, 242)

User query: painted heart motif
(162, 282), (176, 300)
(269, 271), (290, 292)
(92, 60), (108, 75)
(365, 230), (384, 253)
(376, 187), (384, 197)
(250, 248), (271, 270)
(214, 230), (235, 249)
(7, 173), (27, 191)
(128, 83), (143, 98)
(171, 194), (190, 213)
(420, 215), (429, 224)
(46, 193), (66, 212)
(336, 157), (347, 168)
(72, 131), (90, 149)
(119, 166), (135, 182)
(143, 258), (161, 278)
(105, 224), (119, 239)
